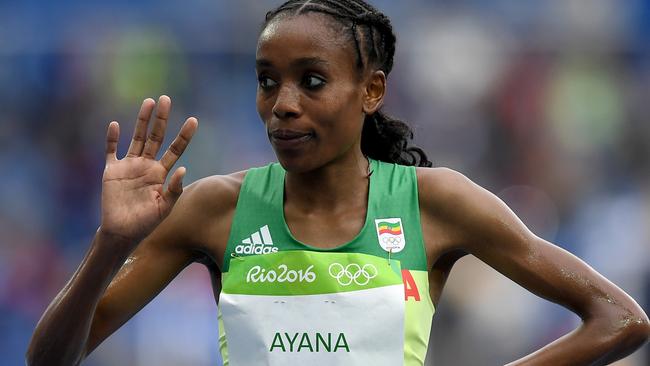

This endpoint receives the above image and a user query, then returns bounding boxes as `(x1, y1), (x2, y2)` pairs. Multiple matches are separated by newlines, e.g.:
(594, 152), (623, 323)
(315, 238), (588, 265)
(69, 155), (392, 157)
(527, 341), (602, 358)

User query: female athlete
(27, 0), (649, 365)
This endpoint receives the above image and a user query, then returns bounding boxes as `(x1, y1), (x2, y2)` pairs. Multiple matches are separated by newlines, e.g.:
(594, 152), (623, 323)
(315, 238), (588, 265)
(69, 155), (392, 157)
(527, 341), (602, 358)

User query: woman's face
(256, 12), (366, 172)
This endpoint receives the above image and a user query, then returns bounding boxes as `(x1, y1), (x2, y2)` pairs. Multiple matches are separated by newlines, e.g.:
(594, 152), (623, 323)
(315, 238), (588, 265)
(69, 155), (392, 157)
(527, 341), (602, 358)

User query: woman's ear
(362, 70), (386, 115)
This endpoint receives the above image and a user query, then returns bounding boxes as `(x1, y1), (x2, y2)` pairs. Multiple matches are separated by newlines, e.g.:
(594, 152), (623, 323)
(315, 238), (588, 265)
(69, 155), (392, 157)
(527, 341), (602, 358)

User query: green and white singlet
(218, 158), (435, 365)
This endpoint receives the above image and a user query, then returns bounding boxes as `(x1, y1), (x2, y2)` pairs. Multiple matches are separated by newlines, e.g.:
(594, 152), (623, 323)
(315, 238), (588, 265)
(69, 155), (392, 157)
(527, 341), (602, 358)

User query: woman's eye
(303, 75), (326, 89)
(258, 76), (277, 89)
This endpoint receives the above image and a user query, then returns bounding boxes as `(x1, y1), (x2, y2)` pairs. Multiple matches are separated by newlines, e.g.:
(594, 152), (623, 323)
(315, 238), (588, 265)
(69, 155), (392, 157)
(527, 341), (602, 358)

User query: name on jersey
(269, 332), (350, 353)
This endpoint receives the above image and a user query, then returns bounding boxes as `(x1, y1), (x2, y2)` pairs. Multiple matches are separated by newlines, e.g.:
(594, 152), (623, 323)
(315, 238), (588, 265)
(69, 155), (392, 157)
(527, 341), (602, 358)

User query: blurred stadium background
(1, 0), (648, 364)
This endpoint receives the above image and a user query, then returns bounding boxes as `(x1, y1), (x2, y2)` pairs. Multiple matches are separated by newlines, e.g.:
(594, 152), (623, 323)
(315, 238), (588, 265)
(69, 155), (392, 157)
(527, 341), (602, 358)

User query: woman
(27, 0), (649, 365)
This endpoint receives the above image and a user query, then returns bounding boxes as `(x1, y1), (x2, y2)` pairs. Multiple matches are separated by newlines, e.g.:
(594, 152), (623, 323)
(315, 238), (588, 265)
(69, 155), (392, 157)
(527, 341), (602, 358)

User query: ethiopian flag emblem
(374, 218), (406, 253)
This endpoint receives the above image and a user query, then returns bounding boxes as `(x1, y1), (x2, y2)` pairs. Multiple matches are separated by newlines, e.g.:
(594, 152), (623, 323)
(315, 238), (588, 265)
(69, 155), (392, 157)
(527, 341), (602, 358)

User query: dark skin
(27, 12), (649, 366)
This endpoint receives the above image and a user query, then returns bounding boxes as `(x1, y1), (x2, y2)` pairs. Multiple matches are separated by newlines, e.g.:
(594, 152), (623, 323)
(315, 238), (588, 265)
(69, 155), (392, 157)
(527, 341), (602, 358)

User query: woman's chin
(274, 151), (327, 174)
(275, 156), (313, 173)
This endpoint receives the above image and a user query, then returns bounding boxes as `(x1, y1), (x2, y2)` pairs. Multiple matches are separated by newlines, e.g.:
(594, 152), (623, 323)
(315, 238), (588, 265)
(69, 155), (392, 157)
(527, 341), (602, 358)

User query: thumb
(164, 166), (186, 204)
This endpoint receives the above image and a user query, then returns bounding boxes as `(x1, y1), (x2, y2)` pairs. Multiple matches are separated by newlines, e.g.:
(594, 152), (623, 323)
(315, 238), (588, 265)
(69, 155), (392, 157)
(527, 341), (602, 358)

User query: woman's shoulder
(178, 161), (279, 219)
(415, 166), (476, 202)
(181, 170), (248, 215)
(415, 166), (494, 221)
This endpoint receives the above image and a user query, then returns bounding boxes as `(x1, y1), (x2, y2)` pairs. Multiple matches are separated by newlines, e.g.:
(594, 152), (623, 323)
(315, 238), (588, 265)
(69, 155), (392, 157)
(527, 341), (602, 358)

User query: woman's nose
(272, 85), (301, 119)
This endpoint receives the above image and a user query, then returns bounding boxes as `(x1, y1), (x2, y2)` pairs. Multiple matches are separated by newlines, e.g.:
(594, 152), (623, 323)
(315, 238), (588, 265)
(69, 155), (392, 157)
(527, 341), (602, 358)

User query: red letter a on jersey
(402, 269), (420, 301)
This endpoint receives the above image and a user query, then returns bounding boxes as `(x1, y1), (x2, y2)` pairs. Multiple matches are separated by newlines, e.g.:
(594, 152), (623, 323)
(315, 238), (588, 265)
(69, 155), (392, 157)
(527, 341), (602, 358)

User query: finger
(126, 98), (155, 157)
(105, 121), (119, 161)
(160, 117), (198, 171)
(142, 95), (171, 159)
(164, 166), (186, 204)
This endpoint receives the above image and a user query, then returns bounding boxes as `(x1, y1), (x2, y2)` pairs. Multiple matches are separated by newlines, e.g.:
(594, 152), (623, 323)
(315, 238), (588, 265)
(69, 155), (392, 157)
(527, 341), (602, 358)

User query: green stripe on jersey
(223, 251), (402, 296)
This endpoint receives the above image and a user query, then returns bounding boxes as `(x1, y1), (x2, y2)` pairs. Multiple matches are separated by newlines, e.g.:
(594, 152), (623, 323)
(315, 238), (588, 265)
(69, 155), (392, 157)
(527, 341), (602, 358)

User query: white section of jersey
(219, 285), (405, 365)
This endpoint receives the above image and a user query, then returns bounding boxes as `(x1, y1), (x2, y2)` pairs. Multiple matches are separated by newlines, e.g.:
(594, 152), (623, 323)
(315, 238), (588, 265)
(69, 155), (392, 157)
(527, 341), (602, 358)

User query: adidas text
(235, 243), (279, 255)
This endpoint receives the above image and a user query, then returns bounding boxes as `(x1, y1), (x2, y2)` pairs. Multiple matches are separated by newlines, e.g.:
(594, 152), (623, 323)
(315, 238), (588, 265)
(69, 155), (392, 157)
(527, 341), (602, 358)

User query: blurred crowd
(1, 0), (648, 365)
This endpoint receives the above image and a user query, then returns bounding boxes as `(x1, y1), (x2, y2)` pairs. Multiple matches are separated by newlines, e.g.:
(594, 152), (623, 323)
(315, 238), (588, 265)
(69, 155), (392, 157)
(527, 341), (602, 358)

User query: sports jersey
(218, 158), (435, 365)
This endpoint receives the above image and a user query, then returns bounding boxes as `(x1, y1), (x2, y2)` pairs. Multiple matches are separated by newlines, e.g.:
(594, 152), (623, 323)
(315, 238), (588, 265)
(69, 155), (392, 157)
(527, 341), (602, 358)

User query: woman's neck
(284, 151), (371, 214)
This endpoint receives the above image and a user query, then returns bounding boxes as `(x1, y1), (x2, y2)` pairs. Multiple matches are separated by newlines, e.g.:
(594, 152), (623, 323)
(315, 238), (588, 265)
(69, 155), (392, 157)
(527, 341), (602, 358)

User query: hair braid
(263, 0), (432, 167)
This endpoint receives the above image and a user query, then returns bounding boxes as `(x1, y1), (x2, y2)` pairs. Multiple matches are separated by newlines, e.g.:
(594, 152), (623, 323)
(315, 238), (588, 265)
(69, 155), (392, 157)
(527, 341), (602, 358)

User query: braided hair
(263, 0), (433, 167)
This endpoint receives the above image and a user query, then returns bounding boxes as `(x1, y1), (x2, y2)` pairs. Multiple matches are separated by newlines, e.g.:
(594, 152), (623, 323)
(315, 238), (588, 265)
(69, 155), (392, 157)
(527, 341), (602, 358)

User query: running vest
(218, 159), (435, 365)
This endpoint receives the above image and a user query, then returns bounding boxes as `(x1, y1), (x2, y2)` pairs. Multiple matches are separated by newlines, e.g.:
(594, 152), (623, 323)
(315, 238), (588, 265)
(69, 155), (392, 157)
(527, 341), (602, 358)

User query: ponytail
(361, 111), (432, 167)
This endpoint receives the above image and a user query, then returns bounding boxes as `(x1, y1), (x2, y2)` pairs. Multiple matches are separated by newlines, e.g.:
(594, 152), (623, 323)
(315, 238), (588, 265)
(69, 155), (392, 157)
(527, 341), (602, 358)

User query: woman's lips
(269, 129), (314, 149)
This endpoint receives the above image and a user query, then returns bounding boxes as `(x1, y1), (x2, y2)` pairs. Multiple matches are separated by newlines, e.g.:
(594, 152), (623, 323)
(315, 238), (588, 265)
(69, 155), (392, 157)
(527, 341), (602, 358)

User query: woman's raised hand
(100, 95), (198, 246)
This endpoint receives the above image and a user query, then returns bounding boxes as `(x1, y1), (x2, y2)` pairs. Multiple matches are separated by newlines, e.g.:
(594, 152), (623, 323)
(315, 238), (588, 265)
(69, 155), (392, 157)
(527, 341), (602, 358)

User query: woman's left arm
(419, 168), (650, 365)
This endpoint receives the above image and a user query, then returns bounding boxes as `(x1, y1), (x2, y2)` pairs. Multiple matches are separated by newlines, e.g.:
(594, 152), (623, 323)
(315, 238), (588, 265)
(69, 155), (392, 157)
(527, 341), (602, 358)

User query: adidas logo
(234, 225), (279, 255)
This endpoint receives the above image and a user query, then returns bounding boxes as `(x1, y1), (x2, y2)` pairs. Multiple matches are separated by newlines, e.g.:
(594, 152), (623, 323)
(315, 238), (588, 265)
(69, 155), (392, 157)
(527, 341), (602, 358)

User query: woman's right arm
(26, 227), (197, 366)
(26, 96), (199, 366)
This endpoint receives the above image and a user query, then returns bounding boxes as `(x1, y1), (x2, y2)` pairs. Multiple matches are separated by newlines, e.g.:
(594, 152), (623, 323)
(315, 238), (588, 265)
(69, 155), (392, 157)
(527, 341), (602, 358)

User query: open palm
(101, 96), (198, 243)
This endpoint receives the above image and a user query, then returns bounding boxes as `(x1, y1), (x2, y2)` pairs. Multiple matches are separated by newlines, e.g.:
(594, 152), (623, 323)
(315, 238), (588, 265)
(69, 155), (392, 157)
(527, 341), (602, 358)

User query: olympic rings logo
(381, 237), (402, 245)
(328, 263), (378, 286)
